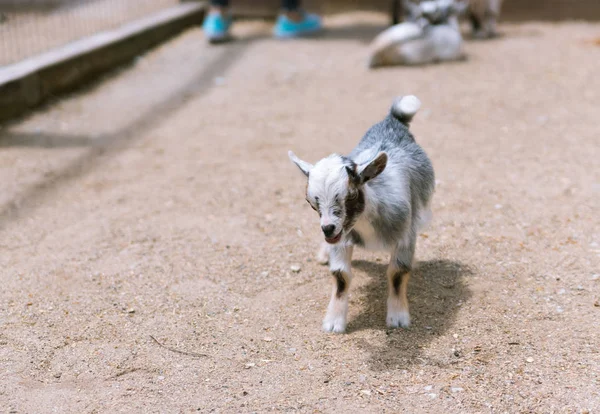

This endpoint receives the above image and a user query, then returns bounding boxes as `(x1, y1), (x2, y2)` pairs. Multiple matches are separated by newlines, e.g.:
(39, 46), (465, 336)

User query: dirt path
(1, 13), (599, 413)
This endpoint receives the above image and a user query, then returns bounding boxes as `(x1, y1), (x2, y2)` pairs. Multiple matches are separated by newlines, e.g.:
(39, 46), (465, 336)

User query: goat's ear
(358, 152), (388, 183)
(403, 0), (421, 19)
(288, 150), (313, 177)
(452, 0), (468, 15)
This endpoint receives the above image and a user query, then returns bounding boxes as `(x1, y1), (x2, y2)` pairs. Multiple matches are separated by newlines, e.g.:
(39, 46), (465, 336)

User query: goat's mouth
(325, 232), (342, 244)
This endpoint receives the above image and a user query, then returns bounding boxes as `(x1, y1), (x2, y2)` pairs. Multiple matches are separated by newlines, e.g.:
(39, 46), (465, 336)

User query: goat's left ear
(288, 150), (313, 177)
(359, 152), (388, 183)
(403, 0), (422, 20)
(451, 0), (468, 15)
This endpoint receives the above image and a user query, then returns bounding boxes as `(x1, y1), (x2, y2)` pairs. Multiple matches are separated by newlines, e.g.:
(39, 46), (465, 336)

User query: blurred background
(2, 0), (600, 66)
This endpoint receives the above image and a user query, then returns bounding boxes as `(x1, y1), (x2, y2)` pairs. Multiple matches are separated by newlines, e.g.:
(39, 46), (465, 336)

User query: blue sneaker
(202, 12), (232, 43)
(273, 12), (322, 39)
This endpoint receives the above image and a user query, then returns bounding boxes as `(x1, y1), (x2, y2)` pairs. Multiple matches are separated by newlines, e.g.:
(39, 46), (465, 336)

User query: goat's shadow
(347, 259), (473, 370)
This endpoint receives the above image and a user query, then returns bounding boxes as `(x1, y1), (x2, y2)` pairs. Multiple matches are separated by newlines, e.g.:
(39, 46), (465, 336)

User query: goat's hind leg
(323, 244), (353, 333)
(386, 234), (415, 328)
(316, 241), (330, 265)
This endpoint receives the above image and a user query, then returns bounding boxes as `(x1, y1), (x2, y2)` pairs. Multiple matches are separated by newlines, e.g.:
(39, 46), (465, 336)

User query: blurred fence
(0, 0), (180, 66)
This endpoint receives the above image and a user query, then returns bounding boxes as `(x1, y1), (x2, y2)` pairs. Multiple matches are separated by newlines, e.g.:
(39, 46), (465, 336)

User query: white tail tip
(391, 95), (421, 123)
(397, 95), (421, 117)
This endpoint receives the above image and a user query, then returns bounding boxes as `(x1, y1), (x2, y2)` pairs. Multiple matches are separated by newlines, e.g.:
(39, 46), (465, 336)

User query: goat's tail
(391, 95), (421, 125)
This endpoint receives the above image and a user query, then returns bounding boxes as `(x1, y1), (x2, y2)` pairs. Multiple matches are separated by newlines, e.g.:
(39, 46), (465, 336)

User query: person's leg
(273, 0), (322, 38)
(203, 0), (232, 42)
(281, 0), (300, 11)
(210, 0), (229, 8)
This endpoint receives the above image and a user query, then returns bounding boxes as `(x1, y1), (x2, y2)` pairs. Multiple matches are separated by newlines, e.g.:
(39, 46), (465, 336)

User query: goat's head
(405, 0), (468, 24)
(288, 151), (388, 244)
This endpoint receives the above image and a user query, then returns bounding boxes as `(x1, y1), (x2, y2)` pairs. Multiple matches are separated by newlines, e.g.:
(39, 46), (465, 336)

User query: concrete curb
(0, 2), (206, 124)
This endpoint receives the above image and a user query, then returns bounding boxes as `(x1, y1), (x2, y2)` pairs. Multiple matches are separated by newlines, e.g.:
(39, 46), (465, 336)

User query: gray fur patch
(347, 109), (435, 250)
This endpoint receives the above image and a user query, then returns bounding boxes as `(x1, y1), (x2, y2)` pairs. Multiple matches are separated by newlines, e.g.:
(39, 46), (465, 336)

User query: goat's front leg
(386, 237), (415, 328)
(322, 244), (353, 333)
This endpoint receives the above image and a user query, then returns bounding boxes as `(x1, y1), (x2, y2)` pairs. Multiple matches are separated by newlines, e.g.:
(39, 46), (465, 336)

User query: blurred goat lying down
(369, 0), (502, 67)
(369, 0), (467, 68)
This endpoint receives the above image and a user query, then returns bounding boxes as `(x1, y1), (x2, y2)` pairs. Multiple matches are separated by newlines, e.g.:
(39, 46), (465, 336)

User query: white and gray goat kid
(288, 96), (435, 333)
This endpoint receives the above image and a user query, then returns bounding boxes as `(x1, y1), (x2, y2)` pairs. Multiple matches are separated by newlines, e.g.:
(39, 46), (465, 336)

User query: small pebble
(263, 337), (273, 342)
(428, 393), (438, 399)
(290, 265), (301, 273)
(53, 372), (62, 378)
(591, 274), (599, 281)
(494, 204), (503, 209)
(360, 389), (371, 396)
(526, 357), (534, 363)
(536, 115), (549, 124)
(127, 308), (135, 314)
(245, 363), (255, 369)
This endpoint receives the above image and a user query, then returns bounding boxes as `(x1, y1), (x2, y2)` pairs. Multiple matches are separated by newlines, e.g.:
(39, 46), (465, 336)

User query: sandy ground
(0, 13), (599, 413)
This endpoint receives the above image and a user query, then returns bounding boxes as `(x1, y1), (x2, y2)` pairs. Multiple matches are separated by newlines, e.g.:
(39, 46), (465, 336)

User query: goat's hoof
(472, 30), (488, 40)
(386, 311), (410, 329)
(322, 318), (346, 333)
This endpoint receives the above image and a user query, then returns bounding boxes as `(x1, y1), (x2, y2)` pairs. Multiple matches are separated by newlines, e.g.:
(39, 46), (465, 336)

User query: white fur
(306, 155), (350, 236)
(369, 0), (465, 67)
(323, 294), (348, 333)
(316, 242), (330, 265)
(322, 244), (353, 333)
(288, 151), (313, 176)
(395, 95), (422, 118)
(386, 302), (411, 328)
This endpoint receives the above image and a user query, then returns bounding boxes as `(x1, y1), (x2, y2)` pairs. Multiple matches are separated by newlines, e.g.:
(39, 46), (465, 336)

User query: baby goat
(288, 96), (435, 333)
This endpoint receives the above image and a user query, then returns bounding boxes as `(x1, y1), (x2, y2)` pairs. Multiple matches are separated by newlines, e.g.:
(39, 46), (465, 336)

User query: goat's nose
(321, 225), (336, 237)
